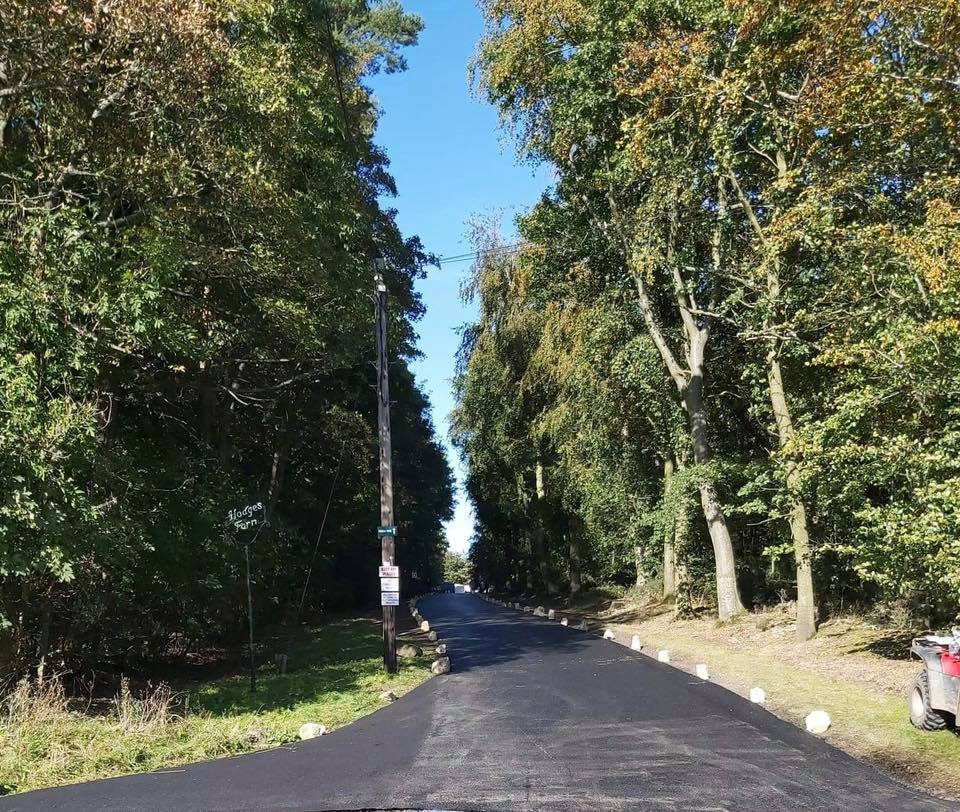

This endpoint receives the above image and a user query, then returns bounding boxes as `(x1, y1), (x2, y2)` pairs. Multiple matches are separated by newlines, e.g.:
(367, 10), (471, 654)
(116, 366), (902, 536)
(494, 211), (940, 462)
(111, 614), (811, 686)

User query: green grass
(0, 618), (432, 795)
(616, 623), (960, 799)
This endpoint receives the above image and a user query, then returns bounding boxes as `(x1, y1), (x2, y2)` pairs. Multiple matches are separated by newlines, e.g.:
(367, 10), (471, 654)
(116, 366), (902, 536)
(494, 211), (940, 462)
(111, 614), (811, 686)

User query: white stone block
(560, 617), (568, 626)
(420, 620), (430, 632)
(695, 663), (710, 680)
(547, 609), (556, 620)
(534, 606), (546, 617)
(603, 629), (616, 640)
(298, 722), (327, 740)
(657, 650), (670, 663)
(431, 656), (451, 675)
(428, 630), (438, 642)
(805, 710), (831, 734)
(750, 687), (766, 704)
(436, 643), (447, 655)
(630, 635), (642, 651)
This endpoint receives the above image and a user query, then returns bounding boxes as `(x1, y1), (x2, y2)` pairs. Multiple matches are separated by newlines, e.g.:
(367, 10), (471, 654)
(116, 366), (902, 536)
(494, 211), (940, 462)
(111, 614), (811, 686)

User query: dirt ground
(598, 598), (919, 696)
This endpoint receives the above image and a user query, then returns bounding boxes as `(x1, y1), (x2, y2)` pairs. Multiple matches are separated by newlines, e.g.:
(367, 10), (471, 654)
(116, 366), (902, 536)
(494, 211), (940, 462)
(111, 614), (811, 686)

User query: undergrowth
(0, 618), (431, 795)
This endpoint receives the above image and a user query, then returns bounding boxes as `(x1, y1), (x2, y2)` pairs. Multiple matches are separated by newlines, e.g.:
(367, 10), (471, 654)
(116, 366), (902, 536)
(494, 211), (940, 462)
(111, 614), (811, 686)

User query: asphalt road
(2, 594), (952, 812)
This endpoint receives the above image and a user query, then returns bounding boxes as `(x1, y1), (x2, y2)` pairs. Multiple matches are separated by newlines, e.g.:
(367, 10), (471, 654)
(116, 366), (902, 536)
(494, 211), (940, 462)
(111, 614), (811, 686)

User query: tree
(0, 0), (454, 677)
(443, 551), (473, 585)
(462, 0), (960, 631)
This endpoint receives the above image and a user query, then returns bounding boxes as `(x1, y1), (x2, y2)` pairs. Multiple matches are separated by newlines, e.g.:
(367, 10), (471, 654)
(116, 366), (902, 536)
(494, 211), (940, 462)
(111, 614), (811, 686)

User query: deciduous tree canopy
(0, 0), (453, 677)
(457, 0), (960, 633)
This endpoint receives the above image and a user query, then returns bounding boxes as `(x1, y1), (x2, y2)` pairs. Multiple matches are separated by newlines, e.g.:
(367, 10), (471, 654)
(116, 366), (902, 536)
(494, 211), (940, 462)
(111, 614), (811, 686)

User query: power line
(438, 243), (523, 261)
(437, 243), (526, 265)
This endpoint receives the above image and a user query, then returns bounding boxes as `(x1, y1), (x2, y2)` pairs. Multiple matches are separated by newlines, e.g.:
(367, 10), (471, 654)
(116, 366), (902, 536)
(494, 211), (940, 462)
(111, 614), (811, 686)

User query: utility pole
(244, 541), (256, 692)
(374, 261), (398, 674)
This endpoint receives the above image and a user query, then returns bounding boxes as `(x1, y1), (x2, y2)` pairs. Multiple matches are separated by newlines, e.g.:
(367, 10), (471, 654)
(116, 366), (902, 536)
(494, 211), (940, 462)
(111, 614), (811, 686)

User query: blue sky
(368, 1), (551, 554)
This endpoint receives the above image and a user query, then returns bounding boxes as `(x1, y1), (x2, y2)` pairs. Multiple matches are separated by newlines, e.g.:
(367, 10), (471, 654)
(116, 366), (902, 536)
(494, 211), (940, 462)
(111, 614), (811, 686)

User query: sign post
(227, 501), (265, 692)
(375, 264), (398, 674)
(244, 541), (256, 693)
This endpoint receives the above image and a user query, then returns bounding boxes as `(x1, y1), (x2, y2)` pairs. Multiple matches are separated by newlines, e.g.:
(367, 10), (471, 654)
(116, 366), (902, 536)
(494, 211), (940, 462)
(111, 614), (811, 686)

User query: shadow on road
(416, 593), (597, 674)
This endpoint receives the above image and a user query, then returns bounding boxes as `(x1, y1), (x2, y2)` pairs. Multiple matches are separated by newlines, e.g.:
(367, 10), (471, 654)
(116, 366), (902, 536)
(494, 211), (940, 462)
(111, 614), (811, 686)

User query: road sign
(379, 565), (399, 578)
(380, 577), (400, 592)
(381, 592), (400, 607)
(228, 501), (265, 534)
(377, 526), (397, 538)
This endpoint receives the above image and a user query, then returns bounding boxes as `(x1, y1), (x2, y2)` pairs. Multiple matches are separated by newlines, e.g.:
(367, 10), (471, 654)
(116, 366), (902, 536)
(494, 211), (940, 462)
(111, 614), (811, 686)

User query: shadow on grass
(849, 628), (919, 661)
(504, 588), (674, 627)
(194, 618), (398, 717)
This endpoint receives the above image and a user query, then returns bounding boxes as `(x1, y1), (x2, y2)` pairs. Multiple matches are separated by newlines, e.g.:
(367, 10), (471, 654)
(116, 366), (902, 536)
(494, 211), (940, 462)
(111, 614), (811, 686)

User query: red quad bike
(910, 634), (960, 731)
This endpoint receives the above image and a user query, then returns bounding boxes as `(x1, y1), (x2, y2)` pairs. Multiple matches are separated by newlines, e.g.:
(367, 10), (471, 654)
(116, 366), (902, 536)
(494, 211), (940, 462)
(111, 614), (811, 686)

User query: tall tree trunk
(261, 417), (293, 546)
(619, 181), (744, 621)
(728, 169), (817, 640)
(684, 364), (745, 620)
(662, 456), (676, 600)
(219, 363), (244, 466)
(567, 519), (582, 595)
(634, 543), (647, 592)
(36, 604), (51, 678)
(266, 438), (290, 520)
(768, 353), (817, 640)
(533, 459), (559, 595)
(673, 488), (693, 618)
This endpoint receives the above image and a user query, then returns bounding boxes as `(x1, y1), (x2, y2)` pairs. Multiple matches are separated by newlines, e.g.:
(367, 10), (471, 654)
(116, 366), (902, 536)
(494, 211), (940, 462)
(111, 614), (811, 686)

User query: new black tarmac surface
(3, 594), (952, 812)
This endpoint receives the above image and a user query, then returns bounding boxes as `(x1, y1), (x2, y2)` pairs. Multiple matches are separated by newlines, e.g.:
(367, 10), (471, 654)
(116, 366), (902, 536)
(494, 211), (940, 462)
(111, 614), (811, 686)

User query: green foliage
(461, 0), (960, 621)
(0, 618), (431, 794)
(0, 0), (452, 677)
(443, 551), (472, 585)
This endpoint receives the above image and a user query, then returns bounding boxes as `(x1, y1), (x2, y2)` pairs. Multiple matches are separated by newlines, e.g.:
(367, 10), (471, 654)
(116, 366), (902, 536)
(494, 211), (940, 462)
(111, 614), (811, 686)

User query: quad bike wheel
(910, 669), (950, 731)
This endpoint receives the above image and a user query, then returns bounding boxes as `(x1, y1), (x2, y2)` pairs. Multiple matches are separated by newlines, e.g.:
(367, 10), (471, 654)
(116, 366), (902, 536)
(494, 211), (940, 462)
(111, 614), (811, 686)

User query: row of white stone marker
(409, 598), (451, 675)
(473, 591), (831, 735)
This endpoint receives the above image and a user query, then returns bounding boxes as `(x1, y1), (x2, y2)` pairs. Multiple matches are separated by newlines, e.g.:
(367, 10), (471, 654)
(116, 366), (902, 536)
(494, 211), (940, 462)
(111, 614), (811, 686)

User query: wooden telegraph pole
(374, 262), (398, 673)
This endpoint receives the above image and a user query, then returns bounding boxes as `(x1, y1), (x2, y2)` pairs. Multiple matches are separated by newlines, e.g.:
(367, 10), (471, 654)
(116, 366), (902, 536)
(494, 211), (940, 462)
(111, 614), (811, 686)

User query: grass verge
(0, 617), (432, 795)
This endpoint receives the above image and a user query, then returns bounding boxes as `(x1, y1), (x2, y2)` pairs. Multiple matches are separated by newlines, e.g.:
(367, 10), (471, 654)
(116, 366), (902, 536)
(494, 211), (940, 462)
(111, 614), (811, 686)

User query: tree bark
(219, 363), (244, 466)
(266, 437), (290, 520)
(261, 417), (293, 546)
(768, 353), (817, 640)
(618, 183), (745, 621)
(684, 360), (745, 620)
(567, 519), (583, 595)
(533, 459), (560, 595)
(36, 604), (51, 678)
(569, 537), (582, 594)
(728, 169), (817, 640)
(634, 543), (647, 592)
(673, 486), (693, 618)
(662, 456), (676, 599)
